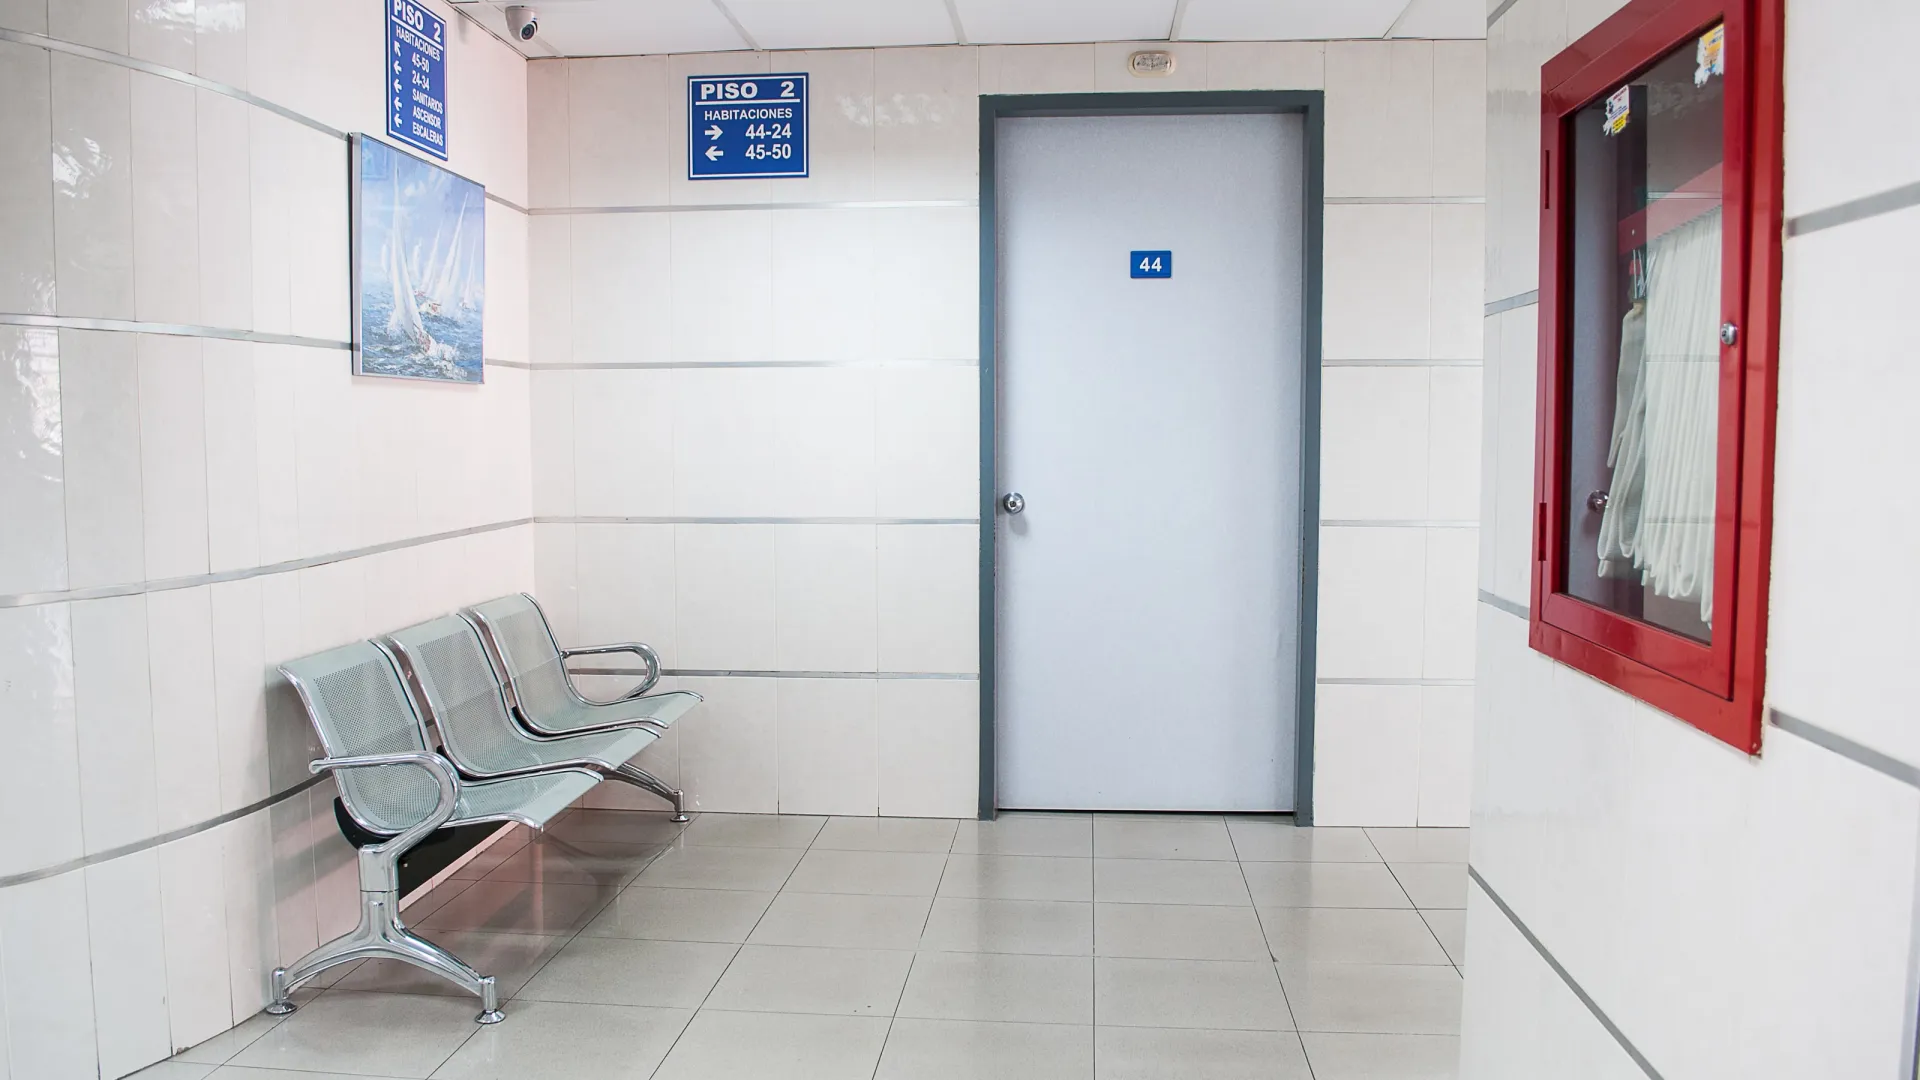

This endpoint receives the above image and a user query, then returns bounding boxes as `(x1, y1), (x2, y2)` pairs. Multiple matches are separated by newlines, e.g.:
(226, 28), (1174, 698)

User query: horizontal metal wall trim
(0, 26), (345, 140)
(578, 667), (979, 681)
(1484, 290), (1539, 317)
(0, 774), (327, 891)
(0, 312), (349, 350)
(1318, 677), (1474, 687)
(0, 518), (534, 609)
(1322, 358), (1482, 367)
(1324, 195), (1486, 205)
(485, 357), (532, 369)
(0, 28), (536, 216)
(528, 199), (979, 216)
(1470, 867), (1667, 1080)
(1478, 589), (1530, 620)
(1487, 0), (1525, 29)
(1321, 519), (1478, 529)
(537, 516), (978, 526)
(1769, 709), (1920, 791)
(528, 357), (979, 370)
(1785, 180), (1920, 238)
(485, 191), (529, 214)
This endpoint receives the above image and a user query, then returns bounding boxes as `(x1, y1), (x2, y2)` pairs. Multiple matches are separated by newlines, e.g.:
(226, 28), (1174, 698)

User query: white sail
(428, 201), (467, 312)
(385, 179), (429, 345)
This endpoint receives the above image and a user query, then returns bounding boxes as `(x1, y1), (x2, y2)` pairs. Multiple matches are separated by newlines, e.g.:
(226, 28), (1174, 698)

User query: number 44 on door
(1130, 250), (1173, 278)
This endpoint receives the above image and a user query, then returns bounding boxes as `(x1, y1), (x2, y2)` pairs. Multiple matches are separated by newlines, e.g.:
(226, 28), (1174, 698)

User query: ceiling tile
(1177, 0), (1409, 41)
(479, 0), (749, 58)
(954, 0), (1177, 45)
(724, 0), (955, 50)
(1390, 0), (1487, 38)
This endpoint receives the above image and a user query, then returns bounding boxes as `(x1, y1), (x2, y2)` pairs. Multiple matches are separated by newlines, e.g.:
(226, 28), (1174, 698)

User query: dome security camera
(505, 6), (538, 42)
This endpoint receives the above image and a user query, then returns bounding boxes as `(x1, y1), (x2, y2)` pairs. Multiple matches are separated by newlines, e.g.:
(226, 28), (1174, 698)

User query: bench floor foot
(614, 764), (692, 822)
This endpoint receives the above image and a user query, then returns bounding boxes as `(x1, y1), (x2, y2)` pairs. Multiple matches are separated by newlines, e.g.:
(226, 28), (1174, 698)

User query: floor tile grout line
(498, 811), (689, 1026)
(627, 811), (770, 1080)
(870, 952), (918, 1080)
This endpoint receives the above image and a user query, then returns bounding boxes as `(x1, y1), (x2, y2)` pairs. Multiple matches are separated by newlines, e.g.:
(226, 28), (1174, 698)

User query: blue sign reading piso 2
(688, 74), (809, 180)
(386, 0), (448, 160)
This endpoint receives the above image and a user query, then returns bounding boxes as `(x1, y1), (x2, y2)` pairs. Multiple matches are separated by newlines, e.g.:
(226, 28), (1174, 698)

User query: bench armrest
(310, 751), (462, 854)
(561, 642), (661, 701)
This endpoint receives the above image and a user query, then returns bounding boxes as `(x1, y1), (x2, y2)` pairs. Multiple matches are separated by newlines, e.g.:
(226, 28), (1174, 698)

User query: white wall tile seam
(0, 26), (345, 141)
(1470, 866), (1667, 1080)
(528, 199), (978, 215)
(1477, 589), (1528, 620)
(0, 775), (328, 891)
(1785, 179), (1920, 238)
(0, 313), (349, 351)
(0, 518), (535, 609)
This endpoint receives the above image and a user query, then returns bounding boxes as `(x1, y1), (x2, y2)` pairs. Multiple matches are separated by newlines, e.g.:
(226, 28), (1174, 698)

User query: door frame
(977, 91), (1327, 823)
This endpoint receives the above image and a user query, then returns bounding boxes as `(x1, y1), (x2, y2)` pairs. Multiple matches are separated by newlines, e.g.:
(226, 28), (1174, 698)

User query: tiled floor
(145, 811), (1468, 1080)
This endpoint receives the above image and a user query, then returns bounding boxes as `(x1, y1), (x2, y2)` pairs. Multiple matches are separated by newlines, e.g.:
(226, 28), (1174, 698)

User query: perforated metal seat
(268, 639), (600, 1025)
(464, 593), (701, 821)
(386, 615), (669, 797)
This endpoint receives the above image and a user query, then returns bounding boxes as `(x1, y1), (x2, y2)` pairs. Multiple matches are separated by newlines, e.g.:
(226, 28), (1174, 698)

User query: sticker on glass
(1695, 24), (1725, 86)
(1603, 85), (1631, 136)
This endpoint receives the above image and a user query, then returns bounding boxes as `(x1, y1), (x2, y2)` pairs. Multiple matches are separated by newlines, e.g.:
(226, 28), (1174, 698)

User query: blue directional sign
(387, 0), (448, 160)
(1131, 250), (1172, 278)
(688, 74), (809, 180)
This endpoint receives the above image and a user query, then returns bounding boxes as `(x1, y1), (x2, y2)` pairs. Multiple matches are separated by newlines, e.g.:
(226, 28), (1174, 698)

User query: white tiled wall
(1310, 40), (1485, 829)
(527, 40), (1484, 828)
(1466, 1), (1920, 1076)
(0, 2), (533, 1076)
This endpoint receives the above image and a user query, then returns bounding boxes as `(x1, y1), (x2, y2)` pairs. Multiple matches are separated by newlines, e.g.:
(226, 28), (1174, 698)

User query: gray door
(995, 112), (1305, 812)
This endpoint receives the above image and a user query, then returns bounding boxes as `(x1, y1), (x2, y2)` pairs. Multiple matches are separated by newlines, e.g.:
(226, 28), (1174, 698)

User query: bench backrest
(387, 615), (547, 777)
(465, 593), (576, 719)
(279, 641), (440, 836)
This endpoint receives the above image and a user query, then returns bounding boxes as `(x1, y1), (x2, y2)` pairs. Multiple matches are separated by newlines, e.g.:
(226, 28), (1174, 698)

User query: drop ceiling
(449, 0), (1485, 59)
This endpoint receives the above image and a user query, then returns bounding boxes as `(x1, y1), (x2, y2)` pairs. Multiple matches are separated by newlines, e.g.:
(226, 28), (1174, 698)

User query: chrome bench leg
(265, 886), (505, 1025)
(613, 763), (690, 822)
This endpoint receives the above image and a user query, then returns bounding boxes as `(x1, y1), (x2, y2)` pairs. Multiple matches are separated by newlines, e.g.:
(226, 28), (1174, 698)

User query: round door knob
(1000, 492), (1025, 515)
(1720, 322), (1739, 346)
(1587, 490), (1610, 513)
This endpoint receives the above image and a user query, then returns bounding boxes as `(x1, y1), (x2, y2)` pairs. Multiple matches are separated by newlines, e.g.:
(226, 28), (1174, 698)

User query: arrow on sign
(705, 145), (724, 161)
(705, 125), (723, 141)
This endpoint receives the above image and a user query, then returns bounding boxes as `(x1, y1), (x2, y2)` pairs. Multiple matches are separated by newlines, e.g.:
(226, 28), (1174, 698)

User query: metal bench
(464, 593), (702, 821)
(268, 640), (602, 1024)
(384, 614), (676, 800)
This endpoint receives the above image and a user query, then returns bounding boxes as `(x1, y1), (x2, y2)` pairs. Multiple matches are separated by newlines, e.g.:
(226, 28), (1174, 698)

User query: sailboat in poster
(355, 134), (486, 383)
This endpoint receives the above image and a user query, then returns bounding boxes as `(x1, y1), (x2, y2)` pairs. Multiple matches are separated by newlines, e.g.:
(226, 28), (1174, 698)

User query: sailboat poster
(351, 134), (486, 383)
